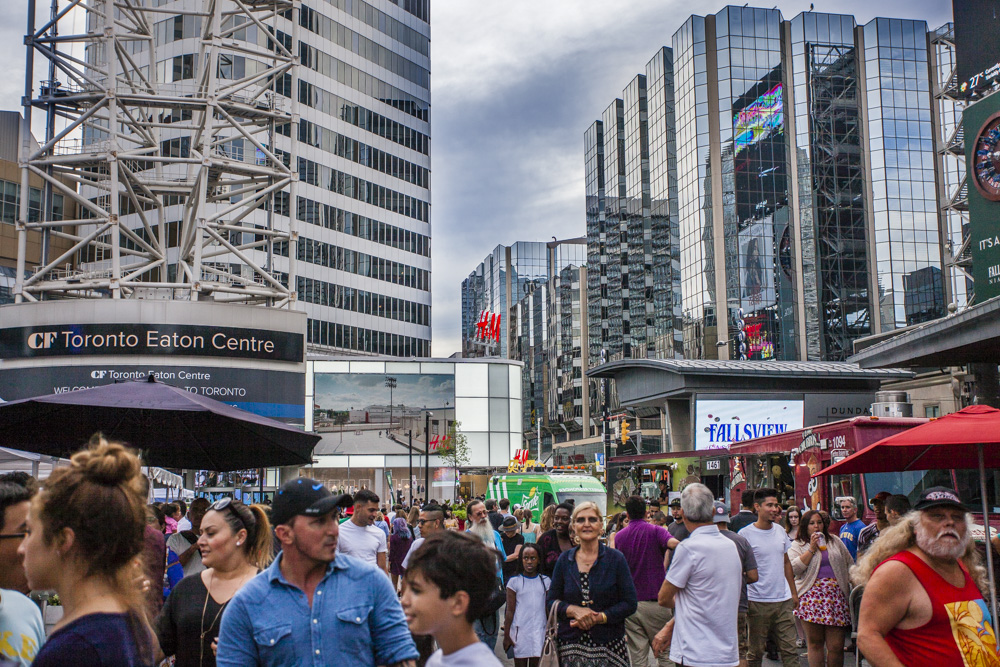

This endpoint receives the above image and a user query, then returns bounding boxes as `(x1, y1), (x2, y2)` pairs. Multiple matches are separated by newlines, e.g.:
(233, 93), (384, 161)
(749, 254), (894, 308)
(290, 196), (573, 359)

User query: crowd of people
(1, 435), (1000, 667)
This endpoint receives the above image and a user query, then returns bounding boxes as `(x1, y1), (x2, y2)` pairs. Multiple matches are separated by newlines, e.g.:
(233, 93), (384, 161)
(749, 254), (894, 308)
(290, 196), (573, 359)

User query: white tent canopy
(0, 447), (185, 492)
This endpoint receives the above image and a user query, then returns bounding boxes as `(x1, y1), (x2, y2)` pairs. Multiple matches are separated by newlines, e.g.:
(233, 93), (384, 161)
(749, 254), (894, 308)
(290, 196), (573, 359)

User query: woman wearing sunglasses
(546, 501), (637, 667)
(155, 497), (273, 666)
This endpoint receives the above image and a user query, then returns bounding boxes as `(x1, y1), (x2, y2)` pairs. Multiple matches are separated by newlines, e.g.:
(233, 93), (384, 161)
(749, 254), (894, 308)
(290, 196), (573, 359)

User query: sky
(1, 0), (953, 357)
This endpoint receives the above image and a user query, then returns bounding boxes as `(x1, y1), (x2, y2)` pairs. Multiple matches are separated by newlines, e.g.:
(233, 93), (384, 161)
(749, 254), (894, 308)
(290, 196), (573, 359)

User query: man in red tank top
(856, 487), (1000, 667)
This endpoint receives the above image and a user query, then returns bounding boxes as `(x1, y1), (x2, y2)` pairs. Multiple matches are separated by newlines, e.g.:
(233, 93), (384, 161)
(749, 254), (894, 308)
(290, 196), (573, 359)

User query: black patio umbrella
(0, 376), (318, 471)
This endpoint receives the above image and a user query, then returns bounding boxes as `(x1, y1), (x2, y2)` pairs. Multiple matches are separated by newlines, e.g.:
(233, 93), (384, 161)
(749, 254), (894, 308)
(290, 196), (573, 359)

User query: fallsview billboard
(695, 399), (805, 450)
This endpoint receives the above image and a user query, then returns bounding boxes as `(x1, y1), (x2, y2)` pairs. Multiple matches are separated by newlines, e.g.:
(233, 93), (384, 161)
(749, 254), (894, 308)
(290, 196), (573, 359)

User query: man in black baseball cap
(854, 486), (997, 666)
(216, 478), (418, 666)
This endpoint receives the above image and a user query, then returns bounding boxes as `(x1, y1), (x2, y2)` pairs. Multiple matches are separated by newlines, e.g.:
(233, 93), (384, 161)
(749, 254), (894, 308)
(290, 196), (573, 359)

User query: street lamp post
(425, 411), (432, 503)
(385, 376), (397, 436)
(408, 429), (413, 505)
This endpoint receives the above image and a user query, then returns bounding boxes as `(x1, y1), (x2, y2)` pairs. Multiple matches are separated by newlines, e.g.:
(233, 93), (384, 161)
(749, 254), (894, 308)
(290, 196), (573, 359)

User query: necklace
(200, 569), (254, 666)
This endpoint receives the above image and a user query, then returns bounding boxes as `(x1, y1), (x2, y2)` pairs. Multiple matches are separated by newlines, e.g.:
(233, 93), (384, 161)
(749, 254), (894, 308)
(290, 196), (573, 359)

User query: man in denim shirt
(216, 478), (418, 667)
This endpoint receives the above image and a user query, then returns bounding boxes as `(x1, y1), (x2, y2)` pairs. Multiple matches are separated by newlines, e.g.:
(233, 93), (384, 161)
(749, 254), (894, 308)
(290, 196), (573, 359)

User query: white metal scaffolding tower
(15, 0), (300, 306)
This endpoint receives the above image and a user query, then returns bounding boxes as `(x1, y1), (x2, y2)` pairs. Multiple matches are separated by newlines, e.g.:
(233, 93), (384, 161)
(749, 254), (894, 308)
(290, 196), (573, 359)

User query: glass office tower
(584, 6), (949, 364)
(862, 18), (945, 331)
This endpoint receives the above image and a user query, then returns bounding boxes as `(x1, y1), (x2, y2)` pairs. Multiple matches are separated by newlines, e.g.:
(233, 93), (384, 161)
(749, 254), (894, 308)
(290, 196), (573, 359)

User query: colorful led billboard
(734, 83), (783, 156)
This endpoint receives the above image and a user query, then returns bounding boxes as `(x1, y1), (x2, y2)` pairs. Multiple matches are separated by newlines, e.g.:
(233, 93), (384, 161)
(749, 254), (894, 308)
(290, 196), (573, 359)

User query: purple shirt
(612, 518), (672, 601)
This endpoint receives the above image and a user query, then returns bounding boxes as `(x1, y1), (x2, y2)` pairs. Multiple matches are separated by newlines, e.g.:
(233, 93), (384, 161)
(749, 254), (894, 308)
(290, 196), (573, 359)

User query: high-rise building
(460, 239), (588, 457)
(587, 7), (948, 364)
(11, 0), (431, 358)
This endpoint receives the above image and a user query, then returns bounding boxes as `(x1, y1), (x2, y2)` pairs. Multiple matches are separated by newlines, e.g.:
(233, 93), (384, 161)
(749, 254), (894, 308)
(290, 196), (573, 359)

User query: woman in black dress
(156, 498), (272, 666)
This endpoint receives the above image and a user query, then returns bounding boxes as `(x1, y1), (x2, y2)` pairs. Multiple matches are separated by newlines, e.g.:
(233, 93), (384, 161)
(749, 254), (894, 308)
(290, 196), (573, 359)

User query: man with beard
(465, 499), (506, 651)
(855, 487), (1000, 666)
(537, 503), (574, 577)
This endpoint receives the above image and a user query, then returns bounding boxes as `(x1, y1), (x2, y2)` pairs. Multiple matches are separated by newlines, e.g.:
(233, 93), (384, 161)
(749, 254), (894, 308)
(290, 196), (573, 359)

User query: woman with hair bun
(155, 497), (272, 666)
(19, 435), (155, 666)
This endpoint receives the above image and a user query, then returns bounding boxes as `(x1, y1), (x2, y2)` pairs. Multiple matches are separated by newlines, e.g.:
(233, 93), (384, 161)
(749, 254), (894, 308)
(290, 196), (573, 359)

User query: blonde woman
(406, 505), (421, 539)
(546, 502), (637, 666)
(19, 436), (155, 666)
(788, 510), (852, 667)
(156, 498), (272, 666)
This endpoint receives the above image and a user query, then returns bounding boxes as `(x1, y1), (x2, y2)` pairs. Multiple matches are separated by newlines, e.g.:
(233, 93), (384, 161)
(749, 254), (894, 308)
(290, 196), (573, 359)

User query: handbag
(484, 576), (506, 616)
(539, 598), (560, 667)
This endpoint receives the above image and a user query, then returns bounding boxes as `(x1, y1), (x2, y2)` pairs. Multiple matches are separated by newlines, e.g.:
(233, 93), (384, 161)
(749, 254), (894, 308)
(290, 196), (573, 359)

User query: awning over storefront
(850, 295), (1000, 368)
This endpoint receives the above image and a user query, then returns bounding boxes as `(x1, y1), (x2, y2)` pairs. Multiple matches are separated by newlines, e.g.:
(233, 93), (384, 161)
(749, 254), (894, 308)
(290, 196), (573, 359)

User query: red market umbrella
(816, 404), (1000, 620)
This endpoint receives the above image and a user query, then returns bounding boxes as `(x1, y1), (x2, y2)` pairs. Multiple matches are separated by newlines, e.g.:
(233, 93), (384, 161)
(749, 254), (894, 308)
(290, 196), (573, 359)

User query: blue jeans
(473, 610), (499, 650)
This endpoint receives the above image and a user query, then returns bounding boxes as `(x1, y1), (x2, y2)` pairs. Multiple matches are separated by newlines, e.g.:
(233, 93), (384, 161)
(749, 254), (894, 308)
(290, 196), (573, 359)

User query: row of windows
(300, 6), (428, 89)
(318, 0), (428, 56)
(294, 195), (429, 257)
(0, 180), (65, 224)
(296, 274), (429, 325)
(297, 41), (429, 121)
(297, 80), (429, 154)
(306, 316), (430, 356)
(384, 0), (429, 24)
(275, 236), (429, 291)
(296, 155), (430, 222)
(292, 119), (429, 188)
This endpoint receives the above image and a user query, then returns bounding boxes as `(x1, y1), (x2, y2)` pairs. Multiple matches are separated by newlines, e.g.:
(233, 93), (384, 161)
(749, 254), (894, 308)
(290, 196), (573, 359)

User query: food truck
(606, 449), (732, 514)
(728, 416), (928, 524)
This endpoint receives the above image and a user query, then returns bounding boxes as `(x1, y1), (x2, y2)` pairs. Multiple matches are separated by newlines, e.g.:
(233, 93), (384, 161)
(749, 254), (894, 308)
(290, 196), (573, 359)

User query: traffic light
(620, 420), (631, 444)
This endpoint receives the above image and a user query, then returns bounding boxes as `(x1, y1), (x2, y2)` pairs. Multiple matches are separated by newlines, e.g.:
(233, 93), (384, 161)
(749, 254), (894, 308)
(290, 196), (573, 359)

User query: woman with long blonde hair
(19, 436), (154, 666)
(155, 498), (272, 666)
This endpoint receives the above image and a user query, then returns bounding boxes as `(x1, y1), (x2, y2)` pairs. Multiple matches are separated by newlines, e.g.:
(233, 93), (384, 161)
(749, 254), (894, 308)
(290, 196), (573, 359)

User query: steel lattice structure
(15, 0), (300, 306)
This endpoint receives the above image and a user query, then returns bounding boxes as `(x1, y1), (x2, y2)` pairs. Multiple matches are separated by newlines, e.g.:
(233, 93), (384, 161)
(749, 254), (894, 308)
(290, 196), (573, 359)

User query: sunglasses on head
(210, 497), (248, 530)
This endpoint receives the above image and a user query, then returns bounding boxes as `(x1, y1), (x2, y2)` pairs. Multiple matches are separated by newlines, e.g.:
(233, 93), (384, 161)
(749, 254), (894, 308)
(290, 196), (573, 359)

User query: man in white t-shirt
(165, 497), (209, 578)
(738, 488), (799, 667)
(336, 489), (388, 575)
(654, 483), (741, 667)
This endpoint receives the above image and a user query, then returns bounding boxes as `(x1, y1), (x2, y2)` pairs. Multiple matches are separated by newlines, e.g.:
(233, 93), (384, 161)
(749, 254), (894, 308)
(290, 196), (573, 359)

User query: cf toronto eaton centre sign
(0, 323), (303, 363)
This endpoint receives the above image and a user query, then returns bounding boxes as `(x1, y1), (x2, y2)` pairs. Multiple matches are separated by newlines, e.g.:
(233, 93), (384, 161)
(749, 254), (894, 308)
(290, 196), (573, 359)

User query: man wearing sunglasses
(216, 477), (418, 667)
(400, 503), (445, 587)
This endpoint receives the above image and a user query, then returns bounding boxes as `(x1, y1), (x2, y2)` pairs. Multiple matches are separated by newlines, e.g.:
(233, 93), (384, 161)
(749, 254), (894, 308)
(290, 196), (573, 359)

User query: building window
(924, 405), (941, 418)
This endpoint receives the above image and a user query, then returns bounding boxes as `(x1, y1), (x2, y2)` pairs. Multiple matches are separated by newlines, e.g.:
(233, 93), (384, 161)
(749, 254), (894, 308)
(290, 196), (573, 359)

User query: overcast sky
(1, 1), (952, 357)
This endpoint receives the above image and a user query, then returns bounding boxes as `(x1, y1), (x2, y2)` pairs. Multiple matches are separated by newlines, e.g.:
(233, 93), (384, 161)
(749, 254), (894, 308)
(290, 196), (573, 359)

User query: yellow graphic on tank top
(945, 599), (1000, 667)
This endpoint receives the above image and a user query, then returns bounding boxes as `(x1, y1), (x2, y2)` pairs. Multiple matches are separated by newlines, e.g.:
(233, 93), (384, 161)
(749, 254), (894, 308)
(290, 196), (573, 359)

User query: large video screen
(695, 399), (804, 450)
(734, 83), (783, 156)
(955, 0), (1000, 96)
(313, 373), (456, 450)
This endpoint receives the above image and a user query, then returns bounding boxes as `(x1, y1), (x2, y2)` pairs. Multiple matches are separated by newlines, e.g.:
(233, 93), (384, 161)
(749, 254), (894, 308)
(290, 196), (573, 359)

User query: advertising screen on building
(734, 83), (783, 156)
(954, 0), (1000, 97)
(313, 373), (456, 452)
(695, 399), (804, 450)
(738, 219), (777, 312)
(964, 93), (1000, 301)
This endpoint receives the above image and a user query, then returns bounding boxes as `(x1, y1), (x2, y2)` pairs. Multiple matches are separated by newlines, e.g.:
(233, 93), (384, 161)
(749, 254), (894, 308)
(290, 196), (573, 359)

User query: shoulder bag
(539, 598), (560, 667)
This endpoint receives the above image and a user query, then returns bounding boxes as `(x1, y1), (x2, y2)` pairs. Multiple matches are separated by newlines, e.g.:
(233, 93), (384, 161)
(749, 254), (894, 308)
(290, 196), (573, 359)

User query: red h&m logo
(475, 310), (501, 343)
(429, 435), (451, 452)
(514, 449), (529, 465)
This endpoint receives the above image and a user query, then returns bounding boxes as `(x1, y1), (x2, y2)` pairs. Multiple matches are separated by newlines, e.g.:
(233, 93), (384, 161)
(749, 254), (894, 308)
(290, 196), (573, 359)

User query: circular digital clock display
(973, 112), (1000, 202)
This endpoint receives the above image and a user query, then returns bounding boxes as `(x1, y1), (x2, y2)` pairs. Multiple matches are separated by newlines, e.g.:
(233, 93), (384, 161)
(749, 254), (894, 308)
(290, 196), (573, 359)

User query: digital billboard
(738, 219), (777, 312)
(313, 373), (456, 452)
(964, 93), (1000, 301)
(695, 399), (804, 450)
(734, 83), (783, 156)
(954, 0), (1000, 97)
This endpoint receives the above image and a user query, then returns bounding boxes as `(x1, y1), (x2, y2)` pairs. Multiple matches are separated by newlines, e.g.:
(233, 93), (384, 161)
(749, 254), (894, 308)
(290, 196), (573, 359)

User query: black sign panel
(954, 0), (1000, 96)
(0, 365), (305, 425)
(0, 323), (303, 363)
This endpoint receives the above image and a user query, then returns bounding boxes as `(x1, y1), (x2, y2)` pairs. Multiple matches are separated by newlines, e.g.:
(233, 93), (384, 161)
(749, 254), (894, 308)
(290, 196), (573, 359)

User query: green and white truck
(486, 473), (608, 516)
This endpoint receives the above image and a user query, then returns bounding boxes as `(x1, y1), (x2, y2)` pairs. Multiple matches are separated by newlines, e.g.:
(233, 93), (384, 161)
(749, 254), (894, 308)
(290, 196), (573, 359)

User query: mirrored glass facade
(790, 13), (872, 360)
(582, 6), (948, 367)
(863, 17), (945, 330)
